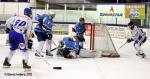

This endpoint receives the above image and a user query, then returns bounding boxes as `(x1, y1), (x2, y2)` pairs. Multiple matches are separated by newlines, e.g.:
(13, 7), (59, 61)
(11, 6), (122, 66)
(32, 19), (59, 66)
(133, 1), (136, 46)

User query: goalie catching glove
(126, 38), (133, 43)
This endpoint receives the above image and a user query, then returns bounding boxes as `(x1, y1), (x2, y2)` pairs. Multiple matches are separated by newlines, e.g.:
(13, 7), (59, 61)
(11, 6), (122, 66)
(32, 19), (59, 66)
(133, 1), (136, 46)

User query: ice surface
(0, 34), (150, 79)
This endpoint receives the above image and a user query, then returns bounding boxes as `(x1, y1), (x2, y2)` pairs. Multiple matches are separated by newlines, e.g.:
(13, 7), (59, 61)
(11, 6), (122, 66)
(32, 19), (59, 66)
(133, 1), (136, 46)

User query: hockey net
(90, 23), (120, 58)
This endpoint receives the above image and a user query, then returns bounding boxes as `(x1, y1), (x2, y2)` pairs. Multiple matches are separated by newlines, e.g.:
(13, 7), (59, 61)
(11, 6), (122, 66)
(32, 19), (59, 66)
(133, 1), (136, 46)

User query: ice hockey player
(56, 34), (102, 59)
(72, 17), (86, 48)
(3, 8), (33, 69)
(56, 35), (80, 58)
(127, 21), (147, 58)
(34, 12), (55, 57)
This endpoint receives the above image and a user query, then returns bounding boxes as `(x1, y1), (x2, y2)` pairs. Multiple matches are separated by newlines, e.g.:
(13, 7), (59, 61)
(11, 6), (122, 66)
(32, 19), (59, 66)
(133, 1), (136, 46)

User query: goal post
(90, 23), (120, 58)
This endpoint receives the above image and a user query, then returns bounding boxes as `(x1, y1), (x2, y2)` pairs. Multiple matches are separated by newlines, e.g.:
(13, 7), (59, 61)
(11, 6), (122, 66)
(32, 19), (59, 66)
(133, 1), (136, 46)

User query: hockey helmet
(79, 17), (85, 21)
(128, 21), (134, 30)
(24, 8), (32, 17)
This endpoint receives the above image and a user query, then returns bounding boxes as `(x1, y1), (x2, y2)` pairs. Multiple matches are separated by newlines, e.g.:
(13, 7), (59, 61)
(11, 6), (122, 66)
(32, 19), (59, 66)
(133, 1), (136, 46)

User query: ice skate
(136, 53), (146, 58)
(3, 57), (11, 68)
(46, 50), (53, 56)
(22, 60), (31, 72)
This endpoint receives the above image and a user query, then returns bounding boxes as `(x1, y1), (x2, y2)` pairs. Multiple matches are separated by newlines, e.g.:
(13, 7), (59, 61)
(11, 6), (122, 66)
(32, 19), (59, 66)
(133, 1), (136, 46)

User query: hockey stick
(31, 47), (62, 70)
(37, 51), (62, 70)
(52, 40), (57, 47)
(42, 57), (62, 70)
(118, 42), (127, 50)
(51, 47), (58, 52)
(31, 47), (57, 53)
(51, 40), (59, 52)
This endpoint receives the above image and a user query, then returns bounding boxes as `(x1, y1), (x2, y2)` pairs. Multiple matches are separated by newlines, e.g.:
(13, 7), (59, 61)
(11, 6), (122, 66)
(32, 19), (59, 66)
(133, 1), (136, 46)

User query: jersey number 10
(14, 20), (26, 27)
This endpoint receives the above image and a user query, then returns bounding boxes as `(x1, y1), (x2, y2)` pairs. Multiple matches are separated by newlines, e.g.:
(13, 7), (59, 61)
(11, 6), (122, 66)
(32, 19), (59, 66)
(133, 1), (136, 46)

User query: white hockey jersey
(131, 26), (146, 41)
(7, 15), (33, 39)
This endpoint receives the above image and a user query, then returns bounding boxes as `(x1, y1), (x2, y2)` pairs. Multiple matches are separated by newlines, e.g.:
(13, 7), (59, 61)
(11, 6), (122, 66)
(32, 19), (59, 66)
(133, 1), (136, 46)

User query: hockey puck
(53, 67), (62, 70)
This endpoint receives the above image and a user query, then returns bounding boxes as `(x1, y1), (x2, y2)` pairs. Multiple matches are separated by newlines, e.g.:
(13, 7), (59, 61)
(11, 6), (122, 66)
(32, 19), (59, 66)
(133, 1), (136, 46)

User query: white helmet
(49, 11), (55, 16)
(70, 32), (76, 37)
(70, 32), (77, 41)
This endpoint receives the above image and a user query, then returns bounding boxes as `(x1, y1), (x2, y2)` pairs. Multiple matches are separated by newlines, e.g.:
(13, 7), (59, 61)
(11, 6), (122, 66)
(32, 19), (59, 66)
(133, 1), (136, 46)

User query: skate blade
(136, 55), (146, 58)
(3, 66), (10, 68)
(45, 55), (53, 58)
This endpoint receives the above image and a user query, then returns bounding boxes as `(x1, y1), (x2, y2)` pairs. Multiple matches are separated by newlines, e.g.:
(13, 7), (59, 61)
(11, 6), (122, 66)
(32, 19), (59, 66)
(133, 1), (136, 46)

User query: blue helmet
(24, 8), (32, 16)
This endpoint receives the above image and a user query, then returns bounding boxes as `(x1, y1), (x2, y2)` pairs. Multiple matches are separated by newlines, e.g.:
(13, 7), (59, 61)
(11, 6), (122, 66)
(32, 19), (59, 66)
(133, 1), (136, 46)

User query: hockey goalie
(56, 36), (100, 58)
(56, 33), (119, 59)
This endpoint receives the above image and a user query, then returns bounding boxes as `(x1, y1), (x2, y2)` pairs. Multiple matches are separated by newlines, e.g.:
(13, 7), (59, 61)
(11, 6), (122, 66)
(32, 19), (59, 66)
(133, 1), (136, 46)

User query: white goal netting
(90, 23), (120, 57)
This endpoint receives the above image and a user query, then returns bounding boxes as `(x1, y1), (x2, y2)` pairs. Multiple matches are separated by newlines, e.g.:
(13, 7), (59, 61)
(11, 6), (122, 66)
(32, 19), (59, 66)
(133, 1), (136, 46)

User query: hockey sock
(45, 39), (52, 52)
(21, 50), (29, 63)
(37, 41), (45, 54)
(6, 50), (16, 63)
(134, 44), (143, 54)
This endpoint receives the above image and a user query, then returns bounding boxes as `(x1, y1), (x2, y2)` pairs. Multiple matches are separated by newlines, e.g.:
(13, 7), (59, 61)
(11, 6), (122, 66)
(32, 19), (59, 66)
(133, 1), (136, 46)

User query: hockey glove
(126, 38), (133, 43)
(68, 37), (74, 41)
(46, 30), (53, 40)
(5, 28), (10, 33)
(28, 39), (33, 49)
(72, 28), (76, 32)
(79, 36), (85, 42)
